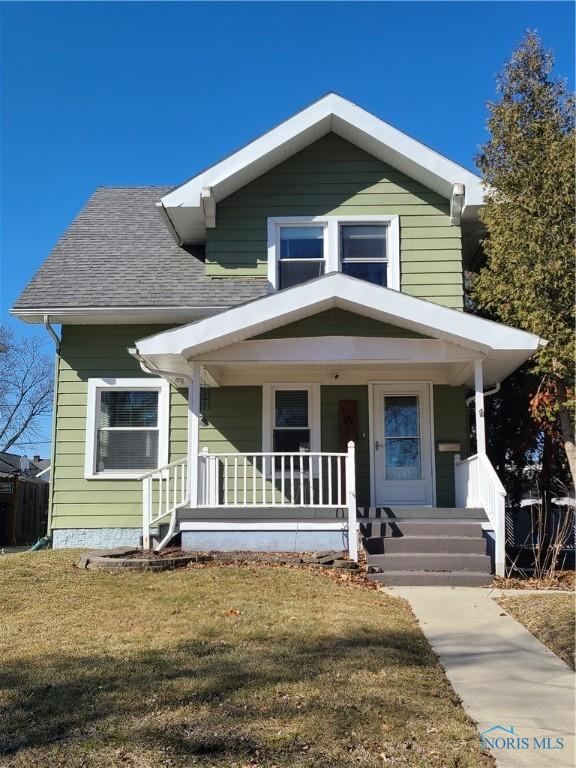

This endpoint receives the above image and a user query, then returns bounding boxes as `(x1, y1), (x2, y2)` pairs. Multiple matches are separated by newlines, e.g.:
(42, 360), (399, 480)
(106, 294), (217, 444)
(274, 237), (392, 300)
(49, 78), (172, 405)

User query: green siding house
(13, 94), (543, 584)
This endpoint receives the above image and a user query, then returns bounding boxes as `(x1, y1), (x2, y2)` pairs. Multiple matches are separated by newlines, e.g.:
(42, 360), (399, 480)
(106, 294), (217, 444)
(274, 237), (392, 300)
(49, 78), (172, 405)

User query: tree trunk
(556, 379), (576, 493)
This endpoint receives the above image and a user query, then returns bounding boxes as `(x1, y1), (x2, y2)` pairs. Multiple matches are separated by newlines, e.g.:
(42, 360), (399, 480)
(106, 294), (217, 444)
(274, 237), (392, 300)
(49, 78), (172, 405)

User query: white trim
(368, 381), (435, 506)
(267, 215), (400, 291)
(262, 383), (321, 454)
(179, 521), (346, 531)
(193, 337), (478, 364)
(160, 93), (484, 243)
(84, 377), (170, 480)
(11, 305), (226, 325)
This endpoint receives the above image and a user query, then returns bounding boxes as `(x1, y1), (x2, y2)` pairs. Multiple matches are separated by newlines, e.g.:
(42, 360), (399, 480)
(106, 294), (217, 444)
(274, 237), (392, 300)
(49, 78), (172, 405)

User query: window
(262, 384), (320, 457)
(268, 216), (399, 291)
(340, 224), (388, 287)
(85, 378), (169, 479)
(278, 225), (325, 289)
(273, 389), (310, 453)
(383, 395), (421, 480)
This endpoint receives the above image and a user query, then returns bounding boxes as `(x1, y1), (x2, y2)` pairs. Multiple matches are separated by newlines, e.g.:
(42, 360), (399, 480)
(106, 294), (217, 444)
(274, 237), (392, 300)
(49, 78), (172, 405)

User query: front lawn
(0, 552), (492, 767)
(497, 593), (575, 670)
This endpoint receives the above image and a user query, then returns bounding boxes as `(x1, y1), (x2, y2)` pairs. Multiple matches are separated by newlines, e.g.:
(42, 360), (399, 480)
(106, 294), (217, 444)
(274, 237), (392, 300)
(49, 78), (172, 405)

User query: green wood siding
(206, 133), (463, 309)
(433, 385), (469, 506)
(51, 325), (187, 530)
(52, 326), (469, 529)
(252, 308), (427, 339)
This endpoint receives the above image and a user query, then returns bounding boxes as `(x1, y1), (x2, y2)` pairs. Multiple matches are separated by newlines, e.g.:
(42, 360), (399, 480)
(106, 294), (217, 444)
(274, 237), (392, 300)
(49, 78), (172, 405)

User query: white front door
(372, 383), (433, 506)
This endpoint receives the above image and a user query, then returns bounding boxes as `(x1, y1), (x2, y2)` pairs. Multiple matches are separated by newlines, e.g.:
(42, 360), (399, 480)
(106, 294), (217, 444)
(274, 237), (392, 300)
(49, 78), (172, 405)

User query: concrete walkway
(385, 587), (574, 768)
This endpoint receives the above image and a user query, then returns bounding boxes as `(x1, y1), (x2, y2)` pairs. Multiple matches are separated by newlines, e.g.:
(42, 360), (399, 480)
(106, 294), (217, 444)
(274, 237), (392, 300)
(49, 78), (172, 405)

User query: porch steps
(361, 507), (493, 587)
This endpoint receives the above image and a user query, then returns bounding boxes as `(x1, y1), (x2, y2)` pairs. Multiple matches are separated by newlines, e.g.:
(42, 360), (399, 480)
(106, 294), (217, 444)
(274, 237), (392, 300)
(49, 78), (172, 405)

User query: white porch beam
(474, 359), (486, 455)
(190, 337), (481, 365)
(188, 362), (202, 506)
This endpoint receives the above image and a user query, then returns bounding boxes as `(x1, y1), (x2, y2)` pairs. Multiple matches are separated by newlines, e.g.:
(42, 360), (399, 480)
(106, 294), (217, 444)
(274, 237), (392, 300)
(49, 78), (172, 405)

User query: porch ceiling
(133, 274), (544, 388)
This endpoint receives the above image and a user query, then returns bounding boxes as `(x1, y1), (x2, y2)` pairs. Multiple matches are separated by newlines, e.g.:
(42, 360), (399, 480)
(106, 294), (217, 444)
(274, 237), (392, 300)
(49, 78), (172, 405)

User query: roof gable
(159, 93), (484, 243)
(134, 273), (542, 386)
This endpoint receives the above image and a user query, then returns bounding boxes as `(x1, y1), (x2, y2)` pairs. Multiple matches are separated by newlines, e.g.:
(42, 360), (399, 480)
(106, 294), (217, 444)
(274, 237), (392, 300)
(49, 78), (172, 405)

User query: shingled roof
(12, 187), (268, 314)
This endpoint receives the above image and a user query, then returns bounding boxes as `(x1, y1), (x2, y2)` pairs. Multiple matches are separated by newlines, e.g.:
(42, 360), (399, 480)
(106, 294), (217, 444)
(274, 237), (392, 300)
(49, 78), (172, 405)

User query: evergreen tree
(473, 31), (575, 489)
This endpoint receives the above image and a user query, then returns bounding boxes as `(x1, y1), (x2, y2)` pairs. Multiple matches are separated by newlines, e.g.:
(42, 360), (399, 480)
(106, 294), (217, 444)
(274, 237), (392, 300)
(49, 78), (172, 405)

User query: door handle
(375, 440), (382, 451)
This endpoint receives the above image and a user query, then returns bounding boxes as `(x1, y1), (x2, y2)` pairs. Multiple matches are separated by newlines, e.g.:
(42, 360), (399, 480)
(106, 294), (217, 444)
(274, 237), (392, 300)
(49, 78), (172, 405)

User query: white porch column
(187, 362), (202, 507)
(474, 359), (486, 455)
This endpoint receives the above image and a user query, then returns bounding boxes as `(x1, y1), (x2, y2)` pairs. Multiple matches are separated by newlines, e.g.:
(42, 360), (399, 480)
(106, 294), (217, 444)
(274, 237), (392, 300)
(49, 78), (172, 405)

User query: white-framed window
(267, 215), (400, 291)
(84, 378), (169, 479)
(262, 384), (321, 456)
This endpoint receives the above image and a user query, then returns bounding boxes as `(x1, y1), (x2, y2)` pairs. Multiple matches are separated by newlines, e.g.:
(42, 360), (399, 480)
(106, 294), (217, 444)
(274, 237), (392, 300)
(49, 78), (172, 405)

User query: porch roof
(132, 274), (544, 387)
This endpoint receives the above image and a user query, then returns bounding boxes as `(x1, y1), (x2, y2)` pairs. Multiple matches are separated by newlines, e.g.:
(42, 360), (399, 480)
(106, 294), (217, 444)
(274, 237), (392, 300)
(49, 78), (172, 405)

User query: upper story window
(340, 224), (388, 287)
(268, 216), (399, 292)
(279, 225), (325, 289)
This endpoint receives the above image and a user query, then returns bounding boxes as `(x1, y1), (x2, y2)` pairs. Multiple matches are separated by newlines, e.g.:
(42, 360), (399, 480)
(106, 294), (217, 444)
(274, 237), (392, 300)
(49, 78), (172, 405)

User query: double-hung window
(340, 224), (388, 287)
(268, 216), (399, 291)
(272, 389), (311, 454)
(278, 225), (325, 289)
(263, 384), (320, 459)
(85, 378), (169, 479)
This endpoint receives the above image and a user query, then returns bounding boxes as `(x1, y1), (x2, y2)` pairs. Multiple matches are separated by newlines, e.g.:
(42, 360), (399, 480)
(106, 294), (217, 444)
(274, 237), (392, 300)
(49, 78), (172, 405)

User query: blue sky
(1, 1), (574, 454)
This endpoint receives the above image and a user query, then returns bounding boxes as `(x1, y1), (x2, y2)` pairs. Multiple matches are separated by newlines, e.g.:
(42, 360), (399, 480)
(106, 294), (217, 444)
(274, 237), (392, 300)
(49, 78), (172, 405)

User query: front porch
(132, 274), (543, 579)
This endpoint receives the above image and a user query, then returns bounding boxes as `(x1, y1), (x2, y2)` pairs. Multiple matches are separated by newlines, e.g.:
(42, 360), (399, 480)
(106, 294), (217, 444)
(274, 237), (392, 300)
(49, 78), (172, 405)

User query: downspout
(465, 382), (501, 407)
(44, 315), (61, 541)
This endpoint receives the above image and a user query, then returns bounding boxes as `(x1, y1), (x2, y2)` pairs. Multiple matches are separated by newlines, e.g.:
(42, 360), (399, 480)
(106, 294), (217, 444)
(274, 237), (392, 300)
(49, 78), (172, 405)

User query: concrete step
(367, 552), (492, 572)
(357, 507), (486, 520)
(359, 520), (485, 538)
(367, 570), (493, 587)
(363, 535), (487, 555)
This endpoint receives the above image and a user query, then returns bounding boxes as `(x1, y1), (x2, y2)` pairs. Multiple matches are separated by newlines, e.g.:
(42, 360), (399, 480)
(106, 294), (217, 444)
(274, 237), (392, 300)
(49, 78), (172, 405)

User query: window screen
(96, 390), (159, 472)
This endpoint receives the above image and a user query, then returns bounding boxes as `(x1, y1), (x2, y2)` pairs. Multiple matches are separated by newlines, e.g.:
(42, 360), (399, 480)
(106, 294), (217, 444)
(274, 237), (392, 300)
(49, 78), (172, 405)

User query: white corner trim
(84, 377), (170, 480)
(262, 383), (321, 454)
(266, 215), (400, 291)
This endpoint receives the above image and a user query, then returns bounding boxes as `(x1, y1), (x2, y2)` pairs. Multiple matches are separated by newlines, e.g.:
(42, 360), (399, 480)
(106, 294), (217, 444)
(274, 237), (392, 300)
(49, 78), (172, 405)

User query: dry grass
(497, 593), (575, 670)
(0, 551), (493, 768)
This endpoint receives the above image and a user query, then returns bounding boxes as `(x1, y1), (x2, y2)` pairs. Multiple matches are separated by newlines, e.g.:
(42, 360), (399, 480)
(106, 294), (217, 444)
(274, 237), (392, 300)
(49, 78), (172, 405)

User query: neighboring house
(12, 94), (544, 583)
(0, 453), (49, 546)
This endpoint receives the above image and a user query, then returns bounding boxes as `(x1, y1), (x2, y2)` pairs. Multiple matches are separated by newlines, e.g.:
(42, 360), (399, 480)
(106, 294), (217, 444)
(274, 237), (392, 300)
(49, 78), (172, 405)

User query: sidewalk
(384, 587), (574, 768)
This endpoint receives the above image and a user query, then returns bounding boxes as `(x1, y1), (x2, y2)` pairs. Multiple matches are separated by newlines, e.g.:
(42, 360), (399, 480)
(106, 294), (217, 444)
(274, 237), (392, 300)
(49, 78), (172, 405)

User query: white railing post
(346, 441), (358, 562)
(142, 476), (151, 550)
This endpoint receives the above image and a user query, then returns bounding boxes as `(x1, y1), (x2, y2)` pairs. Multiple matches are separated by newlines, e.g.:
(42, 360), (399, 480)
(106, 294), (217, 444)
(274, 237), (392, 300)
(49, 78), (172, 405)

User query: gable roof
(160, 93), (484, 243)
(134, 273), (543, 386)
(11, 187), (268, 324)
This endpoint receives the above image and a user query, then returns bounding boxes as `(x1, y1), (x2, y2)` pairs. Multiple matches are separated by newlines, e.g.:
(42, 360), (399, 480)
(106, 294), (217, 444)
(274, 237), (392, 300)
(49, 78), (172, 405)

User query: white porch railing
(198, 441), (358, 560)
(141, 457), (188, 550)
(455, 453), (506, 576)
(141, 443), (358, 560)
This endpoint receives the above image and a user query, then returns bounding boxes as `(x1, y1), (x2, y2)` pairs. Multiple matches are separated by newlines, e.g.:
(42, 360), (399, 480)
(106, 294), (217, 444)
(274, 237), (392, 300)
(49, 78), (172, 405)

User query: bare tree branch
(0, 326), (54, 454)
